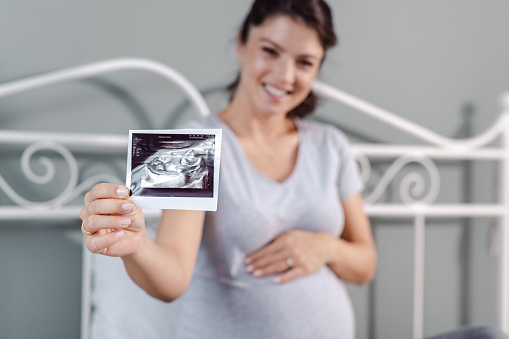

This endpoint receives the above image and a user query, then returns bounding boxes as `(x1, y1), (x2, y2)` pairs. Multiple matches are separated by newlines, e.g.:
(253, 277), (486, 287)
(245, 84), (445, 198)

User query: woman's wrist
(319, 232), (342, 266)
(121, 230), (152, 263)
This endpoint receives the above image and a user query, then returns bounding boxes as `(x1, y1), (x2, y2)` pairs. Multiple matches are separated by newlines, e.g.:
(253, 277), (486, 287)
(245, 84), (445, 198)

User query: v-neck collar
(213, 114), (305, 187)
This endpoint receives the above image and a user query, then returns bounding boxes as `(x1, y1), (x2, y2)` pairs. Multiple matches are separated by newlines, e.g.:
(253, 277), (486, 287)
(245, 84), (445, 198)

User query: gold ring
(286, 257), (293, 267)
(81, 220), (92, 235)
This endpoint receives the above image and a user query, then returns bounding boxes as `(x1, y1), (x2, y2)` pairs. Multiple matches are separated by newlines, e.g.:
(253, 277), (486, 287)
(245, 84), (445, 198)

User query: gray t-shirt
(176, 114), (363, 339)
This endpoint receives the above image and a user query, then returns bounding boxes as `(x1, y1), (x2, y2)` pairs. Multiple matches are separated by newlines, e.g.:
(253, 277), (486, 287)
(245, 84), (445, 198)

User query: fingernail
(117, 187), (129, 197)
(274, 277), (282, 284)
(120, 218), (131, 227)
(245, 257), (252, 264)
(122, 203), (135, 212)
(246, 265), (254, 273)
(115, 231), (125, 239)
(253, 270), (262, 277)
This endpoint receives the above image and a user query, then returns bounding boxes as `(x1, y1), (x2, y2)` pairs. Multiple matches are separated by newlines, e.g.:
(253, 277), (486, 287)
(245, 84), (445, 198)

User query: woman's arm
(122, 209), (205, 301)
(326, 192), (377, 284)
(80, 183), (205, 302)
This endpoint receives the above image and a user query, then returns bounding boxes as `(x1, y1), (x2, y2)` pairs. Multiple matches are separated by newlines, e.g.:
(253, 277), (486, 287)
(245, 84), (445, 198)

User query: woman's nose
(274, 59), (296, 85)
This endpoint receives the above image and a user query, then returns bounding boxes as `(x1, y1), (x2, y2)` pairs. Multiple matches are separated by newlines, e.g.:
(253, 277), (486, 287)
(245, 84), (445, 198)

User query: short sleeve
(176, 115), (219, 130)
(331, 127), (364, 201)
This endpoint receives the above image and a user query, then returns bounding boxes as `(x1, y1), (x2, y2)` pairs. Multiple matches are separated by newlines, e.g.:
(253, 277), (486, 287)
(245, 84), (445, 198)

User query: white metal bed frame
(1, 58), (508, 339)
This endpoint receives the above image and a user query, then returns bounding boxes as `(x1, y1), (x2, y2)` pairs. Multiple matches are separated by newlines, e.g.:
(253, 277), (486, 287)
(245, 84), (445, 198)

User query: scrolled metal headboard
(1, 58), (508, 338)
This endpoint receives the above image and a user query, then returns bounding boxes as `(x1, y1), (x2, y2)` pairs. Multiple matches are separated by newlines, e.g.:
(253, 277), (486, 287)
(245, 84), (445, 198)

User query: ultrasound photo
(127, 129), (222, 211)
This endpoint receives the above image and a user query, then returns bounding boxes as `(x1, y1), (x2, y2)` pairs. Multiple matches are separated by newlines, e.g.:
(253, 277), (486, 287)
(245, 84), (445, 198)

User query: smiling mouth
(263, 83), (290, 98)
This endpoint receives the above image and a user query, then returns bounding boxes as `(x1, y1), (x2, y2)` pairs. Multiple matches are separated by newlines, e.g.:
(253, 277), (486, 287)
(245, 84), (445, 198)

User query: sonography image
(130, 133), (215, 198)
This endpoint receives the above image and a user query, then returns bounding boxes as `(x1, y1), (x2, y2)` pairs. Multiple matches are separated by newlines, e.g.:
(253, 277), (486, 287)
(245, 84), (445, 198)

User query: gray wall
(1, 1), (509, 338)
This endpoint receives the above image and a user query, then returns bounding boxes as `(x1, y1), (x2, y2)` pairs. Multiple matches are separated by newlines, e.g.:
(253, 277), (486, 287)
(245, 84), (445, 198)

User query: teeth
(264, 84), (286, 97)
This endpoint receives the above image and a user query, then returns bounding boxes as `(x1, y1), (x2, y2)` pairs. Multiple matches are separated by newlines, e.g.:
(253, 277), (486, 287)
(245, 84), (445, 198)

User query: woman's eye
(298, 60), (313, 68)
(262, 47), (277, 56)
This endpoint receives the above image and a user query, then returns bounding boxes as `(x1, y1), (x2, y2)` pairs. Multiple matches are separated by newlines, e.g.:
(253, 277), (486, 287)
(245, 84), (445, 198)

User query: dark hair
(227, 0), (337, 118)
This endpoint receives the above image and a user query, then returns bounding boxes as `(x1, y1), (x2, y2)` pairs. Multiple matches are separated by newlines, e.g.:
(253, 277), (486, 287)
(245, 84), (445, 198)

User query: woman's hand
(79, 183), (146, 257)
(245, 230), (334, 284)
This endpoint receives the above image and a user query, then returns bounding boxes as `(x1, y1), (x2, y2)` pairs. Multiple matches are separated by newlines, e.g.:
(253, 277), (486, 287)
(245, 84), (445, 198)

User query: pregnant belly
(176, 267), (355, 339)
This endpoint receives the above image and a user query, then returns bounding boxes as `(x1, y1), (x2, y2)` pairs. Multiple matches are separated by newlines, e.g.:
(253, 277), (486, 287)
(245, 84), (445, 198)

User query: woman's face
(236, 15), (324, 117)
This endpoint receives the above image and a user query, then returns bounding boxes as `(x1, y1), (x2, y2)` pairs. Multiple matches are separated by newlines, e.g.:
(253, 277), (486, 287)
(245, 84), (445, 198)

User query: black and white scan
(129, 133), (216, 198)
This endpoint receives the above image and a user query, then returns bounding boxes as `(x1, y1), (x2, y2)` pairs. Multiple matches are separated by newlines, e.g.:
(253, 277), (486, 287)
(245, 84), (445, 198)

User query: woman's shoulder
(176, 114), (221, 129)
(298, 118), (352, 149)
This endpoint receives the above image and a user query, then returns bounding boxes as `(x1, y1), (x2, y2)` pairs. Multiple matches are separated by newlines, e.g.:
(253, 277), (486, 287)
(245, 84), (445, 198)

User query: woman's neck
(218, 95), (297, 141)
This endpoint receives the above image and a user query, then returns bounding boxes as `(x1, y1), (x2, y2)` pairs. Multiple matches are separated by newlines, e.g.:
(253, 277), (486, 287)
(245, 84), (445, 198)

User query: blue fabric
(426, 325), (508, 339)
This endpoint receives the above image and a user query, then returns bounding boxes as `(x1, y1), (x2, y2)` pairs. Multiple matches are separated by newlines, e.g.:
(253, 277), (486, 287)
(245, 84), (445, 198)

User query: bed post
(81, 242), (92, 339)
(501, 95), (509, 334)
(413, 212), (426, 339)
